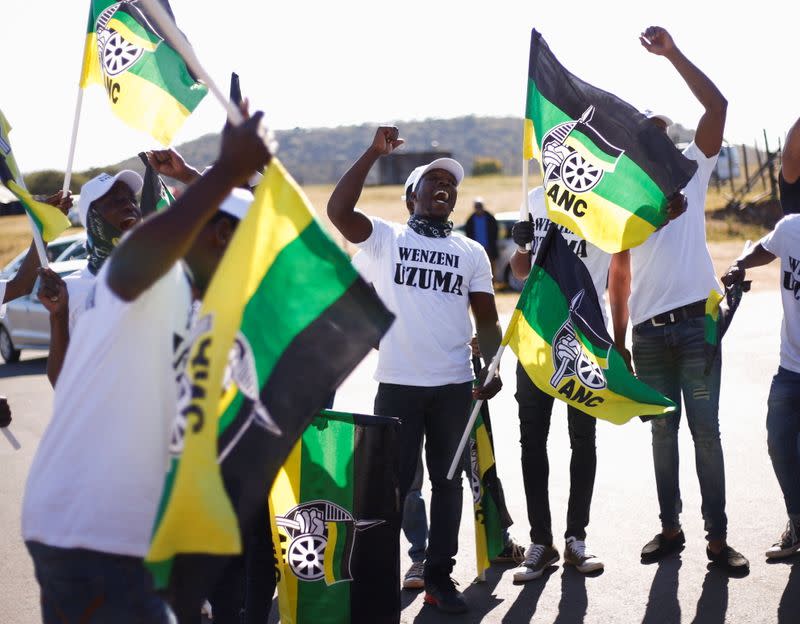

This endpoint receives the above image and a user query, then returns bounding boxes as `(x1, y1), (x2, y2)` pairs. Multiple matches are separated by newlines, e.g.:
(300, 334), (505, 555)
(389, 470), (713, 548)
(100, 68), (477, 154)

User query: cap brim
(412, 158), (464, 193)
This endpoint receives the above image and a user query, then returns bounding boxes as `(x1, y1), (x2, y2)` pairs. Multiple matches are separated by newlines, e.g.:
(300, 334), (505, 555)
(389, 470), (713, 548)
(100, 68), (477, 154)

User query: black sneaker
(766, 520), (800, 560)
(491, 538), (526, 564)
(424, 575), (468, 614)
(641, 530), (685, 562)
(706, 544), (749, 571)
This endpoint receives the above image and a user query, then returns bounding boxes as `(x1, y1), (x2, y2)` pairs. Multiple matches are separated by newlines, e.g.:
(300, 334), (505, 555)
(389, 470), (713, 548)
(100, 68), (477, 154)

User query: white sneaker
(402, 560), (425, 590)
(564, 536), (604, 573)
(512, 543), (559, 582)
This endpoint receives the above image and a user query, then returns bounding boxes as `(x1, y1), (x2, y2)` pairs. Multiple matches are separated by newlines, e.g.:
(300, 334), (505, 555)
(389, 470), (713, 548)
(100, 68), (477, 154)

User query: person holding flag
(608, 26), (748, 572)
(21, 107), (270, 623)
(327, 126), (503, 614)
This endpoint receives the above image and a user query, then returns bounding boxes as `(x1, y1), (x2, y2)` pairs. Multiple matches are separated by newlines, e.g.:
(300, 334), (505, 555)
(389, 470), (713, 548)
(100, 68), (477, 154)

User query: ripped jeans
(632, 316), (727, 542)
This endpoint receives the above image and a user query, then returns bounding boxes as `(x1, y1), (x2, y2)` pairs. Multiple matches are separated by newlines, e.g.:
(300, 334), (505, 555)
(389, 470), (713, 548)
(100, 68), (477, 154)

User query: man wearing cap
(608, 25), (748, 572)
(327, 126), (503, 614)
(21, 110), (270, 623)
(464, 198), (499, 279)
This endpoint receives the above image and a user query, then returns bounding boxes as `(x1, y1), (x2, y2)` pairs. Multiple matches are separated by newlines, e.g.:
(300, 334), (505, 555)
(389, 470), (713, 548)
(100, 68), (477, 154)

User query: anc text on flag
(504, 224), (675, 424)
(145, 158), (394, 615)
(524, 29), (698, 253)
(80, 0), (207, 144)
(271, 410), (401, 624)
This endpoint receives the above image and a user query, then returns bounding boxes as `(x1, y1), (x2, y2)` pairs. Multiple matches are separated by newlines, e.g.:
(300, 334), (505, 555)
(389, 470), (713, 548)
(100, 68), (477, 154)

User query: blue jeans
(767, 367), (800, 516)
(402, 454), (428, 562)
(26, 541), (174, 624)
(632, 316), (727, 541)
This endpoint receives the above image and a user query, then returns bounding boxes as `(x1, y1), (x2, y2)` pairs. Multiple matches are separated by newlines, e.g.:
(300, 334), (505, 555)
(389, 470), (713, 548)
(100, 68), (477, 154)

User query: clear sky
(3, 0), (796, 174)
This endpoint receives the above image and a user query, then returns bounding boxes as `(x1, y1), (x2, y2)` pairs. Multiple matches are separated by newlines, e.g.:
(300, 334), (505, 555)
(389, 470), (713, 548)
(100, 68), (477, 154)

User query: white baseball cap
(218, 187), (254, 220)
(645, 110), (674, 128)
(79, 170), (143, 226)
(402, 158), (464, 200)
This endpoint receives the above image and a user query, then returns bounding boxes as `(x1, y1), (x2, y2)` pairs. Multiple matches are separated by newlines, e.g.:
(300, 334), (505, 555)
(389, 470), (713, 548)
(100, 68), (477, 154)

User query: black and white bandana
(407, 215), (453, 238)
(85, 205), (124, 276)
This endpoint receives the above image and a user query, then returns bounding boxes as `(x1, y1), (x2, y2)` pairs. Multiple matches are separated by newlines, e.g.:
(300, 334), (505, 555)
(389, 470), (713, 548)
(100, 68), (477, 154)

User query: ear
(214, 217), (235, 248)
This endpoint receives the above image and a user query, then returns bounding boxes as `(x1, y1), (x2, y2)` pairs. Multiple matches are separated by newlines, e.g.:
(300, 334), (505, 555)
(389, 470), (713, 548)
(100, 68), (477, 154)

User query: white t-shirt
(357, 217), (494, 386)
(351, 251), (375, 284)
(64, 266), (96, 334)
(629, 142), (721, 325)
(761, 214), (800, 373)
(0, 279), (6, 304)
(22, 263), (192, 557)
(527, 186), (611, 322)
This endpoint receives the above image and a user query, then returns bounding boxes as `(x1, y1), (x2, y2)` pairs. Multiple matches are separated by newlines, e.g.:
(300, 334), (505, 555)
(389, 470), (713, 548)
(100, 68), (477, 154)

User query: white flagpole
(62, 86), (84, 195)
(2, 427), (21, 450)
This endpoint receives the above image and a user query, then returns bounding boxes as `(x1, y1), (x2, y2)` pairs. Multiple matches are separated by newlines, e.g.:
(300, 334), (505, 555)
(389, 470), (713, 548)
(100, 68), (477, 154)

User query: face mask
(85, 205), (124, 275)
(407, 215), (453, 238)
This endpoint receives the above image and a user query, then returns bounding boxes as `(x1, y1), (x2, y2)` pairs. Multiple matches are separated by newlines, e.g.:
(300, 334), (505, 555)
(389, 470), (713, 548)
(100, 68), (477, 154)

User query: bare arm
(469, 291), (503, 400)
(608, 250), (633, 371)
(783, 117), (800, 184)
(641, 26), (727, 158)
(509, 219), (535, 280)
(107, 111), (270, 302)
(147, 148), (201, 185)
(327, 127), (404, 244)
(720, 243), (776, 287)
(3, 242), (39, 302)
(36, 268), (69, 386)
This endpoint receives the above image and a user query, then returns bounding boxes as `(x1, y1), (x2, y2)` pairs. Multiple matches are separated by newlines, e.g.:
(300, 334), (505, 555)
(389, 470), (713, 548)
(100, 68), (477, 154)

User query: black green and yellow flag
(504, 224), (675, 424)
(137, 152), (174, 217)
(468, 357), (512, 579)
(145, 159), (394, 610)
(524, 29), (698, 253)
(0, 156), (70, 242)
(0, 109), (21, 185)
(704, 280), (748, 374)
(80, 0), (207, 144)
(270, 410), (401, 624)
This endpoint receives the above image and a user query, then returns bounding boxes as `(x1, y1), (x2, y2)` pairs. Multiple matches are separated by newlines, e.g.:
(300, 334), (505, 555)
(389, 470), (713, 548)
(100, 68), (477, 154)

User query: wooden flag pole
(62, 86), (84, 195)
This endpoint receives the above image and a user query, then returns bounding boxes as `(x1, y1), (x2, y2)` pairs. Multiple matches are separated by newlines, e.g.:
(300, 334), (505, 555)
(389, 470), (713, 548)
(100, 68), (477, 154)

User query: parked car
(0, 259), (87, 363)
(455, 211), (525, 291)
(0, 232), (87, 279)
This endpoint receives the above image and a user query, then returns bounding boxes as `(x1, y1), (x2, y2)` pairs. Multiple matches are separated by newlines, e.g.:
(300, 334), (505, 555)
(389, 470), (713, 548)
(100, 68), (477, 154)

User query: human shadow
(774, 556), (800, 623)
(641, 557), (682, 624)
(500, 565), (557, 623)
(0, 355), (46, 378)
(412, 565), (505, 624)
(553, 566), (589, 624)
(689, 565), (728, 624)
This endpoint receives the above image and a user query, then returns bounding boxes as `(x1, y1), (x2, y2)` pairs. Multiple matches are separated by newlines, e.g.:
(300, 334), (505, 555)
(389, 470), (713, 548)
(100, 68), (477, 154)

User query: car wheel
(504, 266), (526, 293)
(0, 326), (20, 363)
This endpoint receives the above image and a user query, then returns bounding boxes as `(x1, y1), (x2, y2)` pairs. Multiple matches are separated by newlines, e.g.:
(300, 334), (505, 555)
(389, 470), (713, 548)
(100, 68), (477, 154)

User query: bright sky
(4, 0), (796, 174)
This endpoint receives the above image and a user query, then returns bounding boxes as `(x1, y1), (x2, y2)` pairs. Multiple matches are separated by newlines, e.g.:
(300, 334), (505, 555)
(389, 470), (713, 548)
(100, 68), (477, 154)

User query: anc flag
(271, 410), (401, 624)
(0, 109), (21, 185)
(137, 152), (174, 217)
(146, 158), (394, 614)
(80, 0), (207, 144)
(524, 29), (697, 253)
(704, 280), (749, 375)
(468, 356), (512, 579)
(0, 156), (70, 242)
(504, 223), (675, 424)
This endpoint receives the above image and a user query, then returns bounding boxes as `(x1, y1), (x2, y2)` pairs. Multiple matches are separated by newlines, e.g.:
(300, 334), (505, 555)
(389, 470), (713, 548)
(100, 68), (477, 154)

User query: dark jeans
(767, 367), (800, 516)
(515, 363), (597, 545)
(632, 316), (727, 541)
(375, 381), (473, 577)
(402, 453), (428, 563)
(26, 541), (174, 624)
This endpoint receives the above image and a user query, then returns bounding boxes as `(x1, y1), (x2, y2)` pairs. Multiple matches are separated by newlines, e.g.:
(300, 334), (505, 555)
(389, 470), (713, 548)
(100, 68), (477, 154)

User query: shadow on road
(553, 566), (589, 623)
(0, 357), (46, 379)
(410, 565), (506, 624)
(689, 565), (728, 624)
(773, 556), (800, 623)
(642, 557), (682, 624)
(500, 565), (556, 623)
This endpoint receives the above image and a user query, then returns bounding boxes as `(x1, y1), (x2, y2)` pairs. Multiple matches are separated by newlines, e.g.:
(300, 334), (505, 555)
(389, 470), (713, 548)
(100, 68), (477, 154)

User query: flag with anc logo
(137, 152), (174, 216)
(0, 109), (21, 185)
(146, 159), (394, 608)
(0, 156), (70, 242)
(504, 224), (675, 424)
(523, 29), (698, 253)
(79, 0), (207, 144)
(270, 410), (401, 624)
(468, 356), (513, 579)
(704, 280), (748, 375)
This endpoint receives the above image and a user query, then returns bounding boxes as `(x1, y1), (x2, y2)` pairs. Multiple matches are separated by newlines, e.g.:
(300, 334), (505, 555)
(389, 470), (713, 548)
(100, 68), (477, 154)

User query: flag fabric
(0, 156), (70, 242)
(137, 152), (174, 217)
(80, 0), (207, 144)
(145, 158), (394, 611)
(270, 410), (401, 624)
(504, 223), (676, 424)
(0, 109), (21, 185)
(524, 29), (698, 253)
(468, 356), (513, 579)
(704, 281), (749, 375)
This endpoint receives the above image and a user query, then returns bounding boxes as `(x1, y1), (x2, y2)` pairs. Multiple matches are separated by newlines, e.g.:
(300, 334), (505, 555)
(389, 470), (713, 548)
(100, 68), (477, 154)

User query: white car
(0, 259), (87, 363)
(0, 232), (87, 279)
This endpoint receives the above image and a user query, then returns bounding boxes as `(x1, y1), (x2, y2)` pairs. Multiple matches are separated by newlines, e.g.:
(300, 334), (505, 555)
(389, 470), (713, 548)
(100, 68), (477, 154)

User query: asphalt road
(2, 287), (798, 624)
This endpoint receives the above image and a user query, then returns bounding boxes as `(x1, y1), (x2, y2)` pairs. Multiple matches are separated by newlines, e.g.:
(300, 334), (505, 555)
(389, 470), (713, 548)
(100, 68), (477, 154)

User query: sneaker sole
(765, 543), (800, 560)
(402, 578), (425, 590)
(566, 559), (605, 574)
(512, 555), (559, 582)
